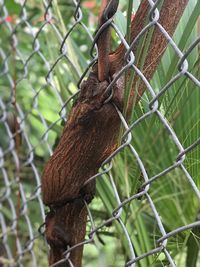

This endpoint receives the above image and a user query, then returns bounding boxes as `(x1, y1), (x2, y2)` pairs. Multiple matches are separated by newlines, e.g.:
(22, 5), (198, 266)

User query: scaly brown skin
(42, 71), (122, 267)
(110, 0), (189, 106)
(97, 0), (119, 81)
(42, 72), (121, 208)
(42, 1), (189, 266)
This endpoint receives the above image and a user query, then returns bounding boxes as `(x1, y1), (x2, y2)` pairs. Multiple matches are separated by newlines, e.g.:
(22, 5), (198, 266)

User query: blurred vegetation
(0, 0), (200, 266)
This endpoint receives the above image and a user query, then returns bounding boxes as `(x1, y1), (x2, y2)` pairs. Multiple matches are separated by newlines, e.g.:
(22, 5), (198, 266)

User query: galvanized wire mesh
(0, 0), (200, 267)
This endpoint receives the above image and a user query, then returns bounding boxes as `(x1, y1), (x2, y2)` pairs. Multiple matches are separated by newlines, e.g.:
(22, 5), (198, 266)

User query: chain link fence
(0, 0), (200, 266)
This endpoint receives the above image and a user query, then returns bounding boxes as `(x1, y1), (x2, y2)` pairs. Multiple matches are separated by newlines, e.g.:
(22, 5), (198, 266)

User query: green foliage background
(0, 0), (199, 266)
